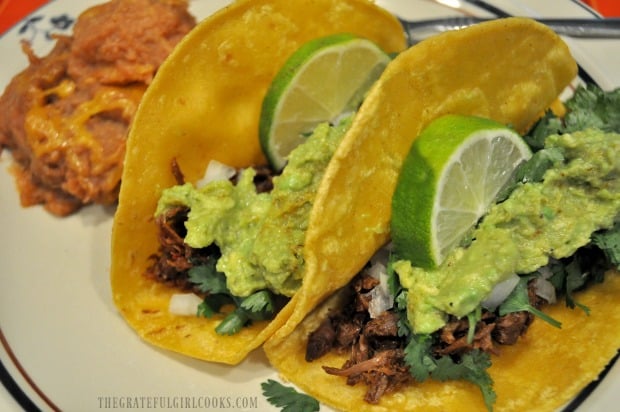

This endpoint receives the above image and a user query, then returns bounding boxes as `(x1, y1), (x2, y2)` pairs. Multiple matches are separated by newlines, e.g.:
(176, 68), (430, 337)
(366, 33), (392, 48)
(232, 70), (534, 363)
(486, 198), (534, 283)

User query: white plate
(0, 1), (618, 411)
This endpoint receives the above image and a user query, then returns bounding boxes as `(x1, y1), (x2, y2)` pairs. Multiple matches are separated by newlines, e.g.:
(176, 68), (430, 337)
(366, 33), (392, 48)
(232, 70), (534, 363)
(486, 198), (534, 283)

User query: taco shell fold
(110, 0), (406, 365)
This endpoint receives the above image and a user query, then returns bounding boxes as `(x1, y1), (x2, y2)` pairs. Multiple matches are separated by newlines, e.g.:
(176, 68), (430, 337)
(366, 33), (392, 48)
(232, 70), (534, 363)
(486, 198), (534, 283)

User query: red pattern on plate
(0, 0), (51, 35)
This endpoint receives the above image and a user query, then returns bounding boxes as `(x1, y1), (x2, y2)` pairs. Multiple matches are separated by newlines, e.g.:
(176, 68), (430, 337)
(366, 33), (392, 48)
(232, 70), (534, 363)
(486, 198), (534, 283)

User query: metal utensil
(399, 16), (620, 44)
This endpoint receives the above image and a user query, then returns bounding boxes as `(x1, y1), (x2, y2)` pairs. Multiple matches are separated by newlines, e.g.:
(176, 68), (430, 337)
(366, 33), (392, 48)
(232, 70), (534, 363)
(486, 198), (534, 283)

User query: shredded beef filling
(306, 272), (545, 404)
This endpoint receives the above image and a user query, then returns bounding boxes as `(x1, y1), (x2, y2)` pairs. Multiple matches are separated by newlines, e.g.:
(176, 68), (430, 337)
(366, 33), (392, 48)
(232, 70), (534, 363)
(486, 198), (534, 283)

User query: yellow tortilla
(265, 272), (620, 411)
(265, 17), (578, 346)
(110, 0), (406, 365)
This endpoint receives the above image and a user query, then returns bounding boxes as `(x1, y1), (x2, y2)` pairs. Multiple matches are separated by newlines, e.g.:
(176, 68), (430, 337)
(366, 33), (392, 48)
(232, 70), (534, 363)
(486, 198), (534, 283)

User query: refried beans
(0, 0), (196, 216)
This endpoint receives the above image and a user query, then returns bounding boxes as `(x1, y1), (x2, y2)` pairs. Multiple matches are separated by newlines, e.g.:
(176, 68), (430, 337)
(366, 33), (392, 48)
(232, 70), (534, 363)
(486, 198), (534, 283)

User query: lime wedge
(259, 33), (391, 170)
(391, 114), (532, 269)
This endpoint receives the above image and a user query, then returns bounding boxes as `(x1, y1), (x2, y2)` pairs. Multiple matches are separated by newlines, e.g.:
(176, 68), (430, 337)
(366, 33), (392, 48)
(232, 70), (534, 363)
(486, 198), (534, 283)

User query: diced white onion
(481, 274), (520, 311)
(168, 293), (203, 316)
(366, 278), (394, 319)
(367, 261), (387, 280)
(537, 265), (554, 280)
(363, 247), (394, 318)
(534, 278), (557, 304)
(195, 160), (236, 188)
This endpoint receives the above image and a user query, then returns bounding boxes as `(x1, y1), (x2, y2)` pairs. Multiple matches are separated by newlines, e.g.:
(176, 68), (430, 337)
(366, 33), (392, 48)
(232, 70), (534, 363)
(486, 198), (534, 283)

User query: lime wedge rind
(391, 115), (532, 269)
(259, 33), (391, 170)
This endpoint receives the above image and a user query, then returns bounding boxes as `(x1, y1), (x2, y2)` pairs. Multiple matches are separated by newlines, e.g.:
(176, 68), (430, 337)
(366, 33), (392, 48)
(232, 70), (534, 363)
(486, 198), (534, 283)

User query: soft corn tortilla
(263, 17), (619, 411)
(110, 0), (406, 365)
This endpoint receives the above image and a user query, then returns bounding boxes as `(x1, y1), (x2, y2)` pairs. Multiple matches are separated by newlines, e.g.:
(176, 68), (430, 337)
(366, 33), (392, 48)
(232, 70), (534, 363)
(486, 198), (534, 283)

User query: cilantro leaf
(188, 263), (229, 294)
(196, 301), (216, 318)
(240, 290), (274, 316)
(261, 379), (320, 412)
(524, 110), (562, 150)
(189, 264), (238, 321)
(563, 84), (620, 133)
(546, 247), (612, 314)
(516, 147), (564, 184)
(386, 256), (401, 297)
(213, 290), (278, 335)
(215, 308), (249, 335)
(524, 85), (620, 152)
(563, 259), (590, 313)
(188, 262), (280, 334)
(499, 276), (562, 328)
(403, 334), (435, 382)
(387, 257), (413, 338)
(403, 334), (496, 411)
(591, 223), (620, 268)
(431, 351), (496, 412)
(197, 294), (234, 318)
(393, 291), (412, 338)
(528, 85), (620, 137)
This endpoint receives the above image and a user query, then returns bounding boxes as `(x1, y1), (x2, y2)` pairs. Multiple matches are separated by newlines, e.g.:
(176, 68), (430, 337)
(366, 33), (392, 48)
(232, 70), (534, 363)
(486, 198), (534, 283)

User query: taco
(263, 18), (620, 411)
(109, 0), (406, 365)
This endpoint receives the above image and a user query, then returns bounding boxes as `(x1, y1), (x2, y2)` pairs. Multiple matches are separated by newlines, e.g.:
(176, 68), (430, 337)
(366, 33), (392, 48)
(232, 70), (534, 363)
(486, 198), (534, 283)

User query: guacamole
(156, 117), (352, 298)
(395, 129), (620, 334)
